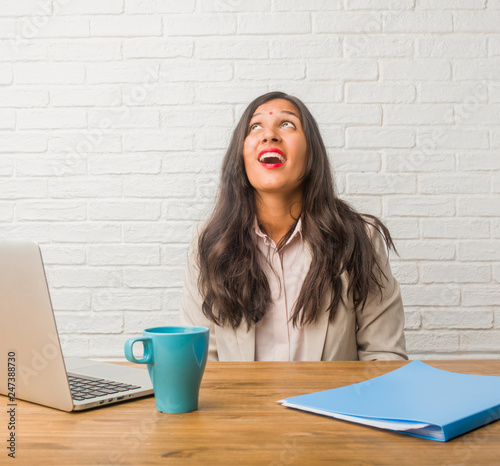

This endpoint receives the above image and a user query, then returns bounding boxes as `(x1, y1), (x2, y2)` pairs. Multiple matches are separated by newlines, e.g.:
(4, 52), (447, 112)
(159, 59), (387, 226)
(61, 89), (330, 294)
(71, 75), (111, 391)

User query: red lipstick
(258, 148), (286, 169)
(261, 163), (282, 169)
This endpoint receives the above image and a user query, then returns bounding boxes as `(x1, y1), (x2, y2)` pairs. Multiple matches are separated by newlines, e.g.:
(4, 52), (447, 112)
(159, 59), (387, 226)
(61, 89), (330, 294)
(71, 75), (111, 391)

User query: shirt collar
(253, 217), (303, 247)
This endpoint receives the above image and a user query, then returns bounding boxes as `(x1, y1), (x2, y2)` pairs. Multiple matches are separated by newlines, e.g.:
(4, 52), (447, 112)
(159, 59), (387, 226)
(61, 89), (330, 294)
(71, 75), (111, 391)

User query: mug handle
(124, 337), (154, 364)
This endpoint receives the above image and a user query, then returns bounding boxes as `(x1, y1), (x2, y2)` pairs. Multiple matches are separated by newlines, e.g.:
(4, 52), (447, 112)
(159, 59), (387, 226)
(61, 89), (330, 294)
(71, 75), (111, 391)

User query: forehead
(252, 99), (300, 117)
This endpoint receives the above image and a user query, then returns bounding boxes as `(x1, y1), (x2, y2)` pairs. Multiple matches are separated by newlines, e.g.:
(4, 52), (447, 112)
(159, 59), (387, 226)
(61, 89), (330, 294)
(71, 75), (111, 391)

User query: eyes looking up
(247, 120), (297, 133)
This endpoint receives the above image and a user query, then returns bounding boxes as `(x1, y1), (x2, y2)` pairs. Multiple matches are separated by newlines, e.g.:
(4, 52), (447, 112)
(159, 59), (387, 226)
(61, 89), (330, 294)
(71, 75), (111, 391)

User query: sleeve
(179, 228), (219, 361)
(355, 225), (408, 361)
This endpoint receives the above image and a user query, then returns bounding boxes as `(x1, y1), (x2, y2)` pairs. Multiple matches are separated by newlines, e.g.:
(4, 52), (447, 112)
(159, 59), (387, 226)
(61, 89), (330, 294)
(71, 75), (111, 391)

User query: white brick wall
(1, 1), (499, 360)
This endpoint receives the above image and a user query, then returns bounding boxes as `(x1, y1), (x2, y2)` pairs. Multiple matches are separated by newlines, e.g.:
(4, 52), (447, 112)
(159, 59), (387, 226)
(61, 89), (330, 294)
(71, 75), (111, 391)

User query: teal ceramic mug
(124, 326), (209, 413)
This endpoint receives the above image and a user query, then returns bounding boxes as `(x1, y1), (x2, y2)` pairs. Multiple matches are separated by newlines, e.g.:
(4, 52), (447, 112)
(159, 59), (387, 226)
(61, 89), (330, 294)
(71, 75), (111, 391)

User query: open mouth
(258, 150), (286, 164)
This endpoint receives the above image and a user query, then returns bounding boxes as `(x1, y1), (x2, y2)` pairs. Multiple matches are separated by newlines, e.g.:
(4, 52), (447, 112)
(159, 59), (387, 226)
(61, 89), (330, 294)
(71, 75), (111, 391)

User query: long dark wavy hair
(197, 91), (395, 330)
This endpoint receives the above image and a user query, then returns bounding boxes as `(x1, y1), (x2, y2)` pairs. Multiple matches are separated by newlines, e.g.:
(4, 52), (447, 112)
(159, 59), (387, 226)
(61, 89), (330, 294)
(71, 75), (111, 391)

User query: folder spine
(444, 403), (500, 442)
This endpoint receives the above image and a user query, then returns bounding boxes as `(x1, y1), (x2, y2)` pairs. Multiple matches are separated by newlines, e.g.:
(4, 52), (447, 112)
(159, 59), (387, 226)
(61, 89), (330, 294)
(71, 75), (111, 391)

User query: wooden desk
(6, 360), (500, 465)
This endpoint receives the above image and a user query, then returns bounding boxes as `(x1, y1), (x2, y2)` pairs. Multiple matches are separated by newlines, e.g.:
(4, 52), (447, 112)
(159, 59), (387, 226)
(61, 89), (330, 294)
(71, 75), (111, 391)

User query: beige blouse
(253, 219), (307, 361)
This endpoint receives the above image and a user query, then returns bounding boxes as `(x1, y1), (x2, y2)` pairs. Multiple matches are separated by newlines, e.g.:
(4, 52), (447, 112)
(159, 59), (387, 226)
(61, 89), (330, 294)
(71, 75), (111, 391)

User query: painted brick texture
(0, 0), (499, 359)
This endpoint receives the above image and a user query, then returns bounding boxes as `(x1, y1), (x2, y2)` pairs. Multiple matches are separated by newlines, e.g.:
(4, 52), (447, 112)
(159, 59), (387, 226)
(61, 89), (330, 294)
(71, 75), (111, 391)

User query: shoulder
(188, 221), (210, 246)
(363, 215), (393, 259)
(361, 214), (389, 249)
(186, 222), (205, 263)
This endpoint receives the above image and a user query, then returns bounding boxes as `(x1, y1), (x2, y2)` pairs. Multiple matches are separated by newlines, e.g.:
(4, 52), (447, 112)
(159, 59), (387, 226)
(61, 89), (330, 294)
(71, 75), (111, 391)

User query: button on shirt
(254, 219), (308, 361)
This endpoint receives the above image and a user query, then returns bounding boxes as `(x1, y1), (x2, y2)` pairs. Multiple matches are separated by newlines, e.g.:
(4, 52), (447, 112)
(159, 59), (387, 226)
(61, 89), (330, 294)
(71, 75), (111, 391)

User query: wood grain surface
(4, 360), (500, 465)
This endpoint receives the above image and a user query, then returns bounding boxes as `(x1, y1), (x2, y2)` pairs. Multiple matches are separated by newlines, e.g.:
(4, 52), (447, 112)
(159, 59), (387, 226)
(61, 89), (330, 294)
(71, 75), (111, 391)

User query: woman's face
(243, 99), (308, 200)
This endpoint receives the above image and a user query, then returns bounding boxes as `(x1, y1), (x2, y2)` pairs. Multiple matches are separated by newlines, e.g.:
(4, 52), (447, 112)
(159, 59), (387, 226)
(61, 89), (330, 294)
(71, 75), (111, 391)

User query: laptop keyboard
(68, 373), (141, 401)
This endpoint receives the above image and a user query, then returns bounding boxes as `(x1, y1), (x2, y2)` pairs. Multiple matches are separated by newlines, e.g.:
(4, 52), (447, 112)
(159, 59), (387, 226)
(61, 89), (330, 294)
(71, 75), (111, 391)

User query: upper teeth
(258, 152), (285, 163)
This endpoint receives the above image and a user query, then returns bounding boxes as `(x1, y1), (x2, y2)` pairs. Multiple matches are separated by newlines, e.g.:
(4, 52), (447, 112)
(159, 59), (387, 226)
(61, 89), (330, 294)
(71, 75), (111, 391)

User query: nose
(262, 127), (280, 143)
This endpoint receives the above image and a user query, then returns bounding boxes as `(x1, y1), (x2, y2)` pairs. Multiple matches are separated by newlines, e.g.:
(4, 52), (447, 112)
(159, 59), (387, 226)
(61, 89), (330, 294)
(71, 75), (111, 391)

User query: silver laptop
(0, 241), (153, 411)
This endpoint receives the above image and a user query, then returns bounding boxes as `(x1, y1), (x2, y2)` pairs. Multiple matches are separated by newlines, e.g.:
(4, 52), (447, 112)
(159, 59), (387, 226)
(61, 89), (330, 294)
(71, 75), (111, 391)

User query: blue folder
(280, 361), (500, 441)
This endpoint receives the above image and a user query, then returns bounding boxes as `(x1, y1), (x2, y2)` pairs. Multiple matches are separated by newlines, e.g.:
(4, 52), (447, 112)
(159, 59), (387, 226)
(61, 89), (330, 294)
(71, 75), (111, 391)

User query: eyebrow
(251, 110), (300, 119)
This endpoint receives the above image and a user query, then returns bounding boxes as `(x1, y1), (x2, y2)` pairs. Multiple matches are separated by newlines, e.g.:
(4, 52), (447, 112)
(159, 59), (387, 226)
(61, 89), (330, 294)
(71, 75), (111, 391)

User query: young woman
(180, 91), (407, 361)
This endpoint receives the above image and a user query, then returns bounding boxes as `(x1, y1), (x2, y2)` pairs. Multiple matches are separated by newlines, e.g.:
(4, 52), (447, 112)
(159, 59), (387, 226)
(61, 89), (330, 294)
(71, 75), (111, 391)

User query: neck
(255, 192), (302, 246)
